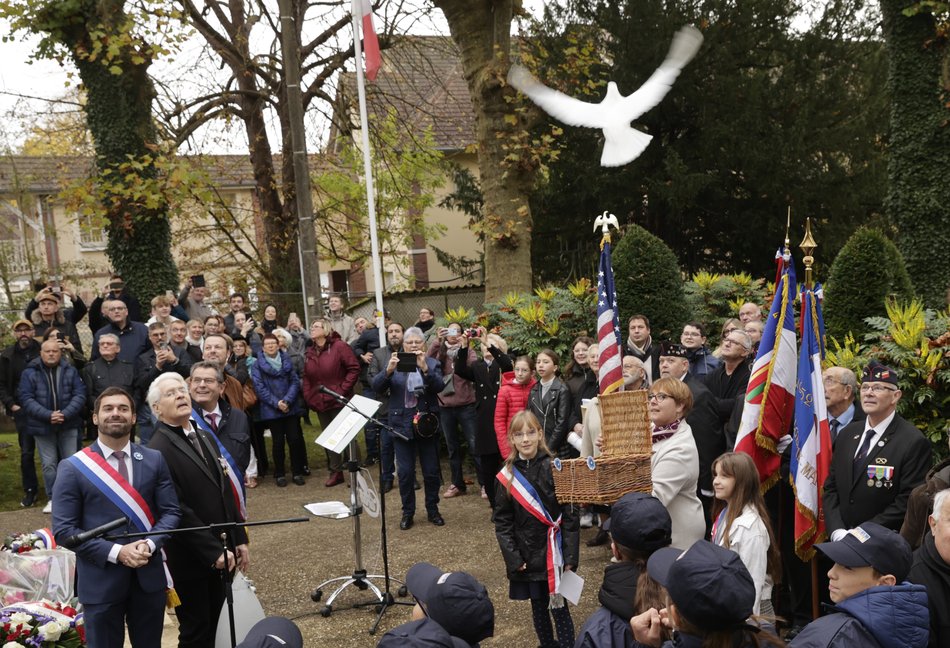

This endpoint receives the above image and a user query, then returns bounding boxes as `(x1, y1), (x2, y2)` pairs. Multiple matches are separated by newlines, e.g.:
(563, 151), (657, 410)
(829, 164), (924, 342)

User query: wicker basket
(552, 389), (653, 504)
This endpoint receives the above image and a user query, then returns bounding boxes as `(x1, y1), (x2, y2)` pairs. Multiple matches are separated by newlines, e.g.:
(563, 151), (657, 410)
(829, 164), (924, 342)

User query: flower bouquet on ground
(0, 530), (75, 607)
(1, 600), (85, 647)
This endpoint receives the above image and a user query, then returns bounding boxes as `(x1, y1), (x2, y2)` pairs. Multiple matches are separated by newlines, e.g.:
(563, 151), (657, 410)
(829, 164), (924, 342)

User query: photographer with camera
(371, 326), (446, 531)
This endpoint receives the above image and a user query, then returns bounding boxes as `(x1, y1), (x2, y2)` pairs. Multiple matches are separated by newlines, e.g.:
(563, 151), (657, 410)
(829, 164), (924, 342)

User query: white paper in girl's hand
(557, 570), (584, 605)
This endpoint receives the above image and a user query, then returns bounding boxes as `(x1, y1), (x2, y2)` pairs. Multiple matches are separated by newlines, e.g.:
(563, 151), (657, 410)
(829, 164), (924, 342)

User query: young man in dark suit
(52, 387), (181, 648)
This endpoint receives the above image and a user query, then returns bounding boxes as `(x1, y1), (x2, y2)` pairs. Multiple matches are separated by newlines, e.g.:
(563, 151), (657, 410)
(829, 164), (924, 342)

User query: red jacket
(302, 332), (360, 412)
(493, 372), (537, 458)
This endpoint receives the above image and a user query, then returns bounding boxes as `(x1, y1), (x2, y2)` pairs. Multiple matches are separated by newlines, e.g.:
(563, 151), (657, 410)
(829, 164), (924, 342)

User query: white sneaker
(263, 429), (272, 438)
(42, 501), (52, 514)
(579, 511), (594, 528)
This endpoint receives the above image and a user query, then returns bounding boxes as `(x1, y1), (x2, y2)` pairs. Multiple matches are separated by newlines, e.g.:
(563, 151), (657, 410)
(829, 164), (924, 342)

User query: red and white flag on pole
(353, 0), (382, 81)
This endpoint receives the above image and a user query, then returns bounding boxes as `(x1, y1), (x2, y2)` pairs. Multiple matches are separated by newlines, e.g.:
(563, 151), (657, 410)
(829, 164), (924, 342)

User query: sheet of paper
(304, 501), (351, 519)
(557, 569), (584, 605)
(315, 394), (381, 454)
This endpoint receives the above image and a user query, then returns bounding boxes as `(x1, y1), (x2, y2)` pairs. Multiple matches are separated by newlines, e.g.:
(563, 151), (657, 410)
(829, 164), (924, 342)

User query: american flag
(597, 238), (624, 394)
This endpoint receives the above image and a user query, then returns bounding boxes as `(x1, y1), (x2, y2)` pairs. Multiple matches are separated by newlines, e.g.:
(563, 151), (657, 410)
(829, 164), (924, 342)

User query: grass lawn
(0, 419), (370, 513)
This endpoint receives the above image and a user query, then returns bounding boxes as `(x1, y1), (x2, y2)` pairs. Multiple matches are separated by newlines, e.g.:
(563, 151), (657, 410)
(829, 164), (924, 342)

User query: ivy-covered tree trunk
(880, 2), (950, 307)
(18, 0), (180, 300)
(432, 0), (535, 301)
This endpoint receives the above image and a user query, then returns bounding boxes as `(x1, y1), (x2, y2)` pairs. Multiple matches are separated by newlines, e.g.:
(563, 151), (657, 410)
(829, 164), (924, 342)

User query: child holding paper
(494, 410), (579, 648)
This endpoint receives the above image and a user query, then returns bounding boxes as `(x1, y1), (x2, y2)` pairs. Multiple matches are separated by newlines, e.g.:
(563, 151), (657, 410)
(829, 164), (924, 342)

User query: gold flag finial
(799, 217), (818, 288)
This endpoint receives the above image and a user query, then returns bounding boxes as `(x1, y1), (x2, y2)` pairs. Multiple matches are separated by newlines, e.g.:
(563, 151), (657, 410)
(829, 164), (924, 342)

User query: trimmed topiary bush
(824, 227), (914, 339)
(612, 224), (690, 339)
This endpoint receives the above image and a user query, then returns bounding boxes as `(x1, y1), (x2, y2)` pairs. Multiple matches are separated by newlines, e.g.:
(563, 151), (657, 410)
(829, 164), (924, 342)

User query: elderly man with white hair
(147, 372), (249, 648)
(908, 487), (950, 648)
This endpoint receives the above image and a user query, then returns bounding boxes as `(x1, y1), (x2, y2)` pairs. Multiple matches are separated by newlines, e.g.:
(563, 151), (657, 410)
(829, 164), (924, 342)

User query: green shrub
(684, 271), (772, 345)
(482, 280), (597, 358)
(612, 224), (690, 339)
(826, 298), (949, 461)
(823, 227), (914, 339)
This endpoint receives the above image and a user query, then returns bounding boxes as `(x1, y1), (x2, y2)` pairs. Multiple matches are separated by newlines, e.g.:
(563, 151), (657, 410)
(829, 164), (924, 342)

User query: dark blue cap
(647, 540), (755, 630)
(236, 617), (302, 648)
(659, 342), (688, 358)
(816, 522), (912, 581)
(862, 361), (899, 386)
(604, 492), (672, 552)
(377, 618), (471, 648)
(406, 562), (494, 644)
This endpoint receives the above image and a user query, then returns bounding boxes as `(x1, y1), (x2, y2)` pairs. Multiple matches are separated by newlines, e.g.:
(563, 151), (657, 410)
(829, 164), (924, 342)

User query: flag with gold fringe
(734, 249), (797, 490)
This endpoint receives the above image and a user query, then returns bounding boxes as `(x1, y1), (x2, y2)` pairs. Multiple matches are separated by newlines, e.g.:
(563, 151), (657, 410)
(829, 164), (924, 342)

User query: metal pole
(351, 0), (388, 347)
(278, 0), (323, 327)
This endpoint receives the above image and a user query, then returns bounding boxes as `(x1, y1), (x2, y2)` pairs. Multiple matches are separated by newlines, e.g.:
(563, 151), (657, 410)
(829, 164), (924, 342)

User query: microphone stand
(310, 388), (413, 634)
(108, 516), (308, 648)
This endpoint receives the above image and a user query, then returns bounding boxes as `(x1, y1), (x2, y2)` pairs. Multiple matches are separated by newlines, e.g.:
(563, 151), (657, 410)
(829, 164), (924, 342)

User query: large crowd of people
(2, 280), (948, 648)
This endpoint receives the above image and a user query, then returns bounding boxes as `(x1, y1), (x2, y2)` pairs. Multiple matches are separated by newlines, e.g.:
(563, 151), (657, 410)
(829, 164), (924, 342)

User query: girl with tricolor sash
(493, 410), (579, 648)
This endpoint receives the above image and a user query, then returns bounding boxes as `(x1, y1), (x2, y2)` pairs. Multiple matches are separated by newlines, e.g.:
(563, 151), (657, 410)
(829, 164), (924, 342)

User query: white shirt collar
(864, 409), (896, 436)
(99, 440), (132, 461)
(203, 403), (222, 419)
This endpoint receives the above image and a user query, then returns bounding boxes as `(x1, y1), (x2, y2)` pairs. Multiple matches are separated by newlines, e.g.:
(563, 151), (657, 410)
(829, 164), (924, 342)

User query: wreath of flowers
(1, 531), (56, 555)
(1, 600), (84, 647)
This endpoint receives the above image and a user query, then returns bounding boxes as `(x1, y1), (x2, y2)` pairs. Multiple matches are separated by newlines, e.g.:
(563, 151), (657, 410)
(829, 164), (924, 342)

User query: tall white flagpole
(351, 0), (387, 347)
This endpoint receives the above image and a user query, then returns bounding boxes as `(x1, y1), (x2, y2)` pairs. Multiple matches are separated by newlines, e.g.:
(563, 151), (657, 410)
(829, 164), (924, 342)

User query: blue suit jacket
(52, 441), (181, 605)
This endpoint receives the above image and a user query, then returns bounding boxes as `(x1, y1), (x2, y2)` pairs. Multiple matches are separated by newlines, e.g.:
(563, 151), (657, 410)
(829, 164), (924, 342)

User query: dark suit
(149, 420), (249, 648)
(52, 441), (181, 648)
(683, 373), (724, 494)
(194, 400), (252, 473)
(823, 413), (932, 532)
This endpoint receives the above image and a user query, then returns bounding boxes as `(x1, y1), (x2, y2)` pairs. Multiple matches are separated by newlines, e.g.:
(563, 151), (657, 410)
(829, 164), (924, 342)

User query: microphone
(318, 385), (347, 402)
(61, 517), (128, 549)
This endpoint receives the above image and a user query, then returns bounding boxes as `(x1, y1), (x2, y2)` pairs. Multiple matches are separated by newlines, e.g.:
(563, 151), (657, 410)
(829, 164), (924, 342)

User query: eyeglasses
(860, 384), (897, 394)
(513, 429), (539, 440)
(681, 331), (701, 338)
(722, 338), (749, 348)
(648, 392), (673, 403)
(822, 376), (845, 387)
(191, 377), (221, 386)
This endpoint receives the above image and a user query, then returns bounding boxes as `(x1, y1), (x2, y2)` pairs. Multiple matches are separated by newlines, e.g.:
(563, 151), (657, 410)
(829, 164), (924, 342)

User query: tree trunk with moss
(432, 0), (535, 301)
(18, 0), (179, 300)
(880, 2), (950, 307)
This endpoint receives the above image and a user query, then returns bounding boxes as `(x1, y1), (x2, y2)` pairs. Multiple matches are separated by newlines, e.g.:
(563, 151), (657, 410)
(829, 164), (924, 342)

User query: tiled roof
(0, 154), (328, 195)
(335, 36), (475, 152)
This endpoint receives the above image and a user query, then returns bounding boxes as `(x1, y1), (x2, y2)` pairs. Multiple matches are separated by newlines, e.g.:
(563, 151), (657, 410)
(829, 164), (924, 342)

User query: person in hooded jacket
(789, 522), (929, 648)
(575, 492), (672, 648)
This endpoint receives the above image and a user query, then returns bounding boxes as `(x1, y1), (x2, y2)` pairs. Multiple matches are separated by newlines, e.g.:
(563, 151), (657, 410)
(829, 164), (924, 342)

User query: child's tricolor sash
(191, 411), (247, 521)
(497, 465), (564, 605)
(67, 445), (179, 606)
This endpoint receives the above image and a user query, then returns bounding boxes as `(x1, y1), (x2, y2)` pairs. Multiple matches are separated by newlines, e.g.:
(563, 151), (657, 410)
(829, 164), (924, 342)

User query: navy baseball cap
(816, 522), (912, 581)
(603, 492), (672, 552)
(377, 618), (470, 648)
(647, 540), (755, 630)
(660, 341), (688, 358)
(236, 617), (303, 648)
(406, 562), (494, 644)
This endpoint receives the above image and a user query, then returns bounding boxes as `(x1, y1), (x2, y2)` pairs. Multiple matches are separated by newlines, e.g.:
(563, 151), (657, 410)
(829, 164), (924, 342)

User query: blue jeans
(393, 434), (440, 517)
(35, 428), (80, 497)
(14, 412), (38, 494)
(440, 403), (480, 490)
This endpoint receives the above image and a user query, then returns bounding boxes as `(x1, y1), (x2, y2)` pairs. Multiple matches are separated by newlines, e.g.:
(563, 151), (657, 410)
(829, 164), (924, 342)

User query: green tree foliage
(826, 298), (949, 460)
(482, 280), (597, 358)
(823, 227), (914, 339)
(527, 0), (889, 278)
(612, 224), (689, 338)
(0, 0), (181, 300)
(880, 1), (950, 307)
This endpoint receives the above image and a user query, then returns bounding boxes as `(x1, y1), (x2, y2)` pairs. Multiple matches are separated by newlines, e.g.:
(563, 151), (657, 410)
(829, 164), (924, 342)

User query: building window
(77, 213), (107, 250)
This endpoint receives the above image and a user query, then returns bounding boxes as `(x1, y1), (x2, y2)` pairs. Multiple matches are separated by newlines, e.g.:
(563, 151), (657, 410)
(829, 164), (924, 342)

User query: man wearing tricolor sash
(52, 386), (181, 648)
(147, 372), (250, 648)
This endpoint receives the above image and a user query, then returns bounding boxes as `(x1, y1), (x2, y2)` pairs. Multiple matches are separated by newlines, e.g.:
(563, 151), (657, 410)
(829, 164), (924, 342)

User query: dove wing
(508, 65), (607, 129)
(616, 25), (704, 122)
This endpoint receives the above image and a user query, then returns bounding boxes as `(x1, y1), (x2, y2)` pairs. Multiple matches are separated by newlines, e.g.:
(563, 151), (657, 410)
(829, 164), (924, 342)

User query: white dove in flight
(507, 25), (704, 167)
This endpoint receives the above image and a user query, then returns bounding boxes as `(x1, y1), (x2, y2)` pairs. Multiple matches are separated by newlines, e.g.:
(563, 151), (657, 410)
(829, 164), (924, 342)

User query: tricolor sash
(497, 465), (564, 605)
(191, 411), (247, 521)
(67, 446), (175, 591)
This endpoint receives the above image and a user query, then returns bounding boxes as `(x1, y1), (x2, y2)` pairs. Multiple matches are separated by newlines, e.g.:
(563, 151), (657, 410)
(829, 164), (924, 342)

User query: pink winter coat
(493, 371), (537, 458)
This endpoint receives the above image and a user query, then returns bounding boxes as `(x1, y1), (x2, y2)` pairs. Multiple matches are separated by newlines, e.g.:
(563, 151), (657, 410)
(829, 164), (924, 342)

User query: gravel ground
(1, 458), (610, 647)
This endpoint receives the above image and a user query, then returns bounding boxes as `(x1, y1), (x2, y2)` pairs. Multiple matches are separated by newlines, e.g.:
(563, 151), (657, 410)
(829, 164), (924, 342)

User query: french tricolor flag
(353, 0), (382, 81)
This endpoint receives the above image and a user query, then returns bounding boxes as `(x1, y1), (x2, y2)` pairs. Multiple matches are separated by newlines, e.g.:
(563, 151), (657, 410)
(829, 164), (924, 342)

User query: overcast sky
(0, 0), (549, 154)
